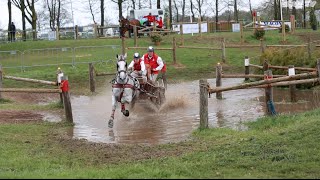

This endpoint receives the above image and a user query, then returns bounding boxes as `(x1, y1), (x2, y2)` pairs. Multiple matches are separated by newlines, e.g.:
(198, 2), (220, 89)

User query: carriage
(108, 53), (167, 128)
(134, 74), (166, 107)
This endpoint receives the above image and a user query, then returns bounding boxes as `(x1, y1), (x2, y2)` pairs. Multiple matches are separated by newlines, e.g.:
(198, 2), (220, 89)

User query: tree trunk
(21, 0), (26, 41)
(7, 0), (12, 42)
(157, 0), (160, 9)
(169, 0), (172, 29)
(215, 0), (218, 32)
(100, 0), (104, 36)
(234, 0), (238, 22)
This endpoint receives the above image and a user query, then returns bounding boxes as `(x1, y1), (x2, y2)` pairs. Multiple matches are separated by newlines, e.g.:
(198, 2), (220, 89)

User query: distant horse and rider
(119, 14), (163, 38)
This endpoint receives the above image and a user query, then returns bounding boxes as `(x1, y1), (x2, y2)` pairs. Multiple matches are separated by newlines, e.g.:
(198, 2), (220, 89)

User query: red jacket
(157, 18), (163, 28)
(143, 14), (155, 23)
(133, 59), (142, 71)
(143, 53), (160, 74)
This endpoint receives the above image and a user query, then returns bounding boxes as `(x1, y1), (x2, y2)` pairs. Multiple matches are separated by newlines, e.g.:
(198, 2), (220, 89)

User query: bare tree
(173, 1), (179, 22)
(234, 0), (238, 22)
(215, 0), (218, 31)
(111, 0), (128, 20)
(193, 0), (205, 20)
(25, 0), (38, 40)
(7, 0), (12, 41)
(130, 0), (136, 9)
(190, 0), (195, 22)
(157, 0), (160, 9)
(12, 0), (27, 41)
(169, 0), (172, 28)
(87, 0), (98, 24)
(181, 0), (186, 22)
(249, 0), (253, 19)
(100, 0), (104, 35)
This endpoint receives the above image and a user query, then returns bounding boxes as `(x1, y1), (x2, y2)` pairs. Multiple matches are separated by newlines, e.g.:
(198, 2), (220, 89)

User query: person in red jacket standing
(156, 17), (163, 29)
(143, 13), (155, 26)
(141, 46), (164, 83)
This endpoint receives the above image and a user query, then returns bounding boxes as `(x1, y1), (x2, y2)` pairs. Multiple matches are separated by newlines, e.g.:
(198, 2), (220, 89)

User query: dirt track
(0, 92), (60, 124)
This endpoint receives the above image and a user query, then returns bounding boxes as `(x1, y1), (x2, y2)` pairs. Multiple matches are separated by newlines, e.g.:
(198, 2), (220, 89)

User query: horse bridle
(117, 56), (127, 75)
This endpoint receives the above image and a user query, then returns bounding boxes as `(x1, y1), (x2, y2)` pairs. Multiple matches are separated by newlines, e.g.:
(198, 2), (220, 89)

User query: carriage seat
(135, 76), (147, 84)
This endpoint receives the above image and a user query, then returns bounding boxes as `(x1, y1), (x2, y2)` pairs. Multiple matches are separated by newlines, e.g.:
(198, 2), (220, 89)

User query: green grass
(0, 109), (320, 178)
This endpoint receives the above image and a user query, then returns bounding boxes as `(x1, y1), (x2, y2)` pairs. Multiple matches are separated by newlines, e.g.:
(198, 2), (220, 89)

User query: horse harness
(113, 58), (138, 102)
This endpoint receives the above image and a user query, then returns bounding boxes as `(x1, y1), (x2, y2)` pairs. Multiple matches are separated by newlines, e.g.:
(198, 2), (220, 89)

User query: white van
(129, 8), (165, 25)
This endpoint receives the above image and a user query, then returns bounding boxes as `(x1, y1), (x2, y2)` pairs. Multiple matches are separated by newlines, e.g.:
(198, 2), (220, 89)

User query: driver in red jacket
(141, 46), (164, 83)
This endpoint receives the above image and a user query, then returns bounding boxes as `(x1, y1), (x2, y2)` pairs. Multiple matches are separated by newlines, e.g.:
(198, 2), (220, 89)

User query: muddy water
(69, 78), (320, 144)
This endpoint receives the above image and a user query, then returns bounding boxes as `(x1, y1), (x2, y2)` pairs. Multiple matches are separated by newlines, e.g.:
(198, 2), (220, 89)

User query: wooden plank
(253, 78), (319, 88)
(178, 46), (221, 50)
(209, 71), (317, 93)
(0, 65), (2, 99)
(249, 64), (316, 71)
(127, 47), (173, 50)
(222, 74), (286, 78)
(0, 88), (61, 93)
(96, 72), (116, 76)
(3, 75), (57, 86)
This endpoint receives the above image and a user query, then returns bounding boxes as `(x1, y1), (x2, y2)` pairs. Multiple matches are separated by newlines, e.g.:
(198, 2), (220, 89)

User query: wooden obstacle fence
(0, 66), (73, 123)
(199, 59), (320, 129)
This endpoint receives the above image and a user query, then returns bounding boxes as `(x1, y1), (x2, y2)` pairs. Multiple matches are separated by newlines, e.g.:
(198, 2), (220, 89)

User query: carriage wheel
(155, 87), (166, 106)
(162, 72), (167, 90)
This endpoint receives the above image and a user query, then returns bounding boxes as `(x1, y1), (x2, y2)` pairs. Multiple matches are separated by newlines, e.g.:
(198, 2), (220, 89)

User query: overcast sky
(0, 0), (305, 30)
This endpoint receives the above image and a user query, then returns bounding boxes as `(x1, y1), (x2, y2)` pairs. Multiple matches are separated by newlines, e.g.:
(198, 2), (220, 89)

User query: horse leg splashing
(108, 53), (139, 128)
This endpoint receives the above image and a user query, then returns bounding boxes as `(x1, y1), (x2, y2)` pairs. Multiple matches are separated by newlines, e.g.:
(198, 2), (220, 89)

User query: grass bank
(0, 109), (320, 178)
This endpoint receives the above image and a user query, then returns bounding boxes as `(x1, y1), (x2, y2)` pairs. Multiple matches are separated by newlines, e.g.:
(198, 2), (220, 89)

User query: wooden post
(317, 59), (320, 79)
(207, 18), (210, 34)
(180, 22), (184, 45)
(94, 23), (98, 39)
(0, 65), (2, 99)
(172, 37), (177, 64)
(260, 39), (265, 54)
(56, 26), (59, 40)
(199, 79), (208, 129)
(60, 76), (73, 123)
(308, 37), (312, 61)
(244, 56), (250, 81)
(263, 62), (275, 116)
(198, 17), (202, 37)
(133, 25), (137, 47)
(288, 65), (296, 102)
(221, 38), (226, 63)
(121, 37), (125, 55)
(290, 15), (295, 34)
(240, 21), (244, 44)
(282, 20), (286, 42)
(216, 63), (222, 99)
(89, 63), (95, 93)
(75, 25), (78, 40)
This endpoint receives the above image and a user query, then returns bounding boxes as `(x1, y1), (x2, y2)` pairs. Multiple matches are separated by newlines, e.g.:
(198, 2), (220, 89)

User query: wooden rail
(3, 75), (57, 86)
(0, 88), (61, 93)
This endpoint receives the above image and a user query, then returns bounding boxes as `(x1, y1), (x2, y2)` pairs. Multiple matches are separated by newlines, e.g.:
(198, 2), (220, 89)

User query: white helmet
(148, 46), (154, 52)
(133, 52), (140, 59)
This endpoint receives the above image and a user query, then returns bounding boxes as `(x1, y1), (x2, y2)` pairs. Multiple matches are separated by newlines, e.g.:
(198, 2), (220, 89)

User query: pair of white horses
(108, 53), (140, 128)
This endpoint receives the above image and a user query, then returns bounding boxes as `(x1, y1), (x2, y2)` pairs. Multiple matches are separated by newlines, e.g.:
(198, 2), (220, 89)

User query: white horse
(108, 53), (140, 128)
